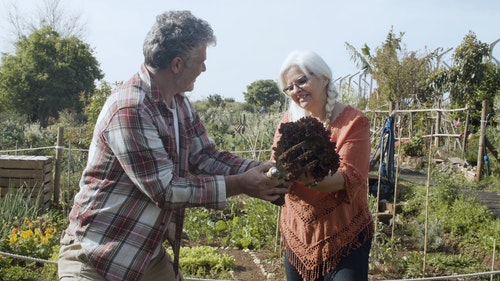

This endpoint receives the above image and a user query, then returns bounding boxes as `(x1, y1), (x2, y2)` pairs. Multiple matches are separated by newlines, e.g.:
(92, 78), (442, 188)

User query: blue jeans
(284, 237), (372, 281)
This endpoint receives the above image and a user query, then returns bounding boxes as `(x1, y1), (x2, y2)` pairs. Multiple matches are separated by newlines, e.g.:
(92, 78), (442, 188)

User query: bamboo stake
(391, 124), (402, 243)
(374, 142), (383, 234)
(423, 126), (434, 276)
(476, 100), (488, 181)
(492, 239), (496, 281)
(274, 205), (282, 255)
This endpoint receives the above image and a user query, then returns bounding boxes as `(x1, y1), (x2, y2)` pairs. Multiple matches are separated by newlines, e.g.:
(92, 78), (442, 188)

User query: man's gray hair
(143, 10), (216, 69)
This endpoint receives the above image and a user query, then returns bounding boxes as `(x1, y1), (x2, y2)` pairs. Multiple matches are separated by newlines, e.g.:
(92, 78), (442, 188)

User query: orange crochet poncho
(272, 106), (374, 281)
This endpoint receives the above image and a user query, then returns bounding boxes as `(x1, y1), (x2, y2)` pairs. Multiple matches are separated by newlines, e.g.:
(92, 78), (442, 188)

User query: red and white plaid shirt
(65, 65), (256, 281)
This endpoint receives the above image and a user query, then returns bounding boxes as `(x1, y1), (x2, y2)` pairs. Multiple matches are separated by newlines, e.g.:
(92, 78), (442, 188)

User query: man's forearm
(224, 174), (244, 197)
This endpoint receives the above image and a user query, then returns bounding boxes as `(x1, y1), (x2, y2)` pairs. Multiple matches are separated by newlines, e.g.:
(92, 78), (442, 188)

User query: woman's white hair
(278, 50), (339, 125)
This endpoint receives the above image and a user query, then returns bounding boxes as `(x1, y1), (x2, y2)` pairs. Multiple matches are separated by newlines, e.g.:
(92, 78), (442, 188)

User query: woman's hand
(295, 171), (318, 188)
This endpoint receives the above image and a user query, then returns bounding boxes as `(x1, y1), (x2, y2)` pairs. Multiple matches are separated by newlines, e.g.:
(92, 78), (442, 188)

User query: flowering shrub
(401, 136), (425, 157)
(1, 214), (62, 280)
(5, 216), (60, 261)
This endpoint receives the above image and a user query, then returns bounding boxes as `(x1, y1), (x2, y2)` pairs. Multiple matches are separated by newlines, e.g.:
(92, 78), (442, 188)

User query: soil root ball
(274, 116), (340, 183)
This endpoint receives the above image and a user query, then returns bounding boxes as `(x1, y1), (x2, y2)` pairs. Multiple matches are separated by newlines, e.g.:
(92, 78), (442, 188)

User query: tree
(0, 26), (103, 127)
(243, 79), (284, 112)
(346, 28), (438, 110)
(429, 31), (497, 128)
(3, 0), (86, 42)
(207, 94), (226, 109)
(449, 32), (491, 107)
(81, 81), (114, 126)
(477, 63), (500, 103)
(345, 41), (374, 74)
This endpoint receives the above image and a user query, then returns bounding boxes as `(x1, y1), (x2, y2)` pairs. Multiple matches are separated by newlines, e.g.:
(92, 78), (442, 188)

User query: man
(58, 10), (286, 281)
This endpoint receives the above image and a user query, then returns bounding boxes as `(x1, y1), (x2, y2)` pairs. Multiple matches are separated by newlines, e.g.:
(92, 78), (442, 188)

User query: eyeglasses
(282, 75), (310, 95)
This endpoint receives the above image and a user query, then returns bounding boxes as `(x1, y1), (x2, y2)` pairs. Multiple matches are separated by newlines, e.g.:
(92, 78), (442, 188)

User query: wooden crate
(0, 155), (53, 211)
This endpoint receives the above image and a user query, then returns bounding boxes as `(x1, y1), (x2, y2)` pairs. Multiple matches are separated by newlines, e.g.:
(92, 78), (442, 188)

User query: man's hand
(264, 166), (289, 206)
(225, 162), (289, 202)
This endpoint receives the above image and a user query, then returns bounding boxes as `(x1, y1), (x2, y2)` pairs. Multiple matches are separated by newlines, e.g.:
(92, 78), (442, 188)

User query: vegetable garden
(1, 102), (500, 280)
(1, 25), (500, 281)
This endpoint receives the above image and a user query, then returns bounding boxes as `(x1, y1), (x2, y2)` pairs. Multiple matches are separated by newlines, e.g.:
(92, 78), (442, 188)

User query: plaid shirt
(65, 65), (255, 281)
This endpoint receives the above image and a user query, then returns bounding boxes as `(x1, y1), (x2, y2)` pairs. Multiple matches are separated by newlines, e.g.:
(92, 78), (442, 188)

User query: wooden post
(476, 100), (488, 181)
(434, 100), (441, 147)
(54, 126), (64, 205)
(462, 106), (470, 159)
(409, 112), (414, 139)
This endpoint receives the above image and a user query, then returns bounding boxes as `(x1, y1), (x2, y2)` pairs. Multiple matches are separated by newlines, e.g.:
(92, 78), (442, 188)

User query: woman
(272, 50), (373, 281)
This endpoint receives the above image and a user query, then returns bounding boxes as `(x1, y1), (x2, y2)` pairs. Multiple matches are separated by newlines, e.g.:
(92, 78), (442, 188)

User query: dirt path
(397, 167), (430, 185)
(218, 248), (286, 281)
(475, 191), (500, 218)
(223, 248), (267, 281)
(397, 167), (500, 219)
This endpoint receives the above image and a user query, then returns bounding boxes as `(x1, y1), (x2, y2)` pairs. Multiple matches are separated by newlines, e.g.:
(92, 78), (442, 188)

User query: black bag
(368, 177), (394, 201)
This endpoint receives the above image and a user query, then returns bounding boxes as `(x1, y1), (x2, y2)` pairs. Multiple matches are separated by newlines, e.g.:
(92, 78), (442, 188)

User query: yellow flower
(9, 233), (18, 243)
(45, 227), (54, 235)
(40, 236), (49, 244)
(32, 228), (43, 243)
(20, 229), (34, 239)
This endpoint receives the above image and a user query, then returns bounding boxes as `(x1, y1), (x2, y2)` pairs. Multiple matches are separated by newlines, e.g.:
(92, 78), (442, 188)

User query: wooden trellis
(365, 105), (470, 158)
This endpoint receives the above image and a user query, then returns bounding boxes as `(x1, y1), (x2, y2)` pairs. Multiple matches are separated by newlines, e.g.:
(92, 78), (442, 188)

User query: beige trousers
(58, 234), (183, 281)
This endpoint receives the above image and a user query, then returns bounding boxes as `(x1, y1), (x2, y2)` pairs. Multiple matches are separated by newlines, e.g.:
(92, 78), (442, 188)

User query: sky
(1, 0), (499, 102)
